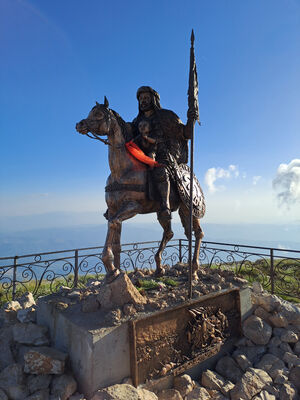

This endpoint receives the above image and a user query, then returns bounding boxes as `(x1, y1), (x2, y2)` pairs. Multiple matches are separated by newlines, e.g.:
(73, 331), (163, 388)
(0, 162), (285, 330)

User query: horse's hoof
(154, 267), (165, 277)
(105, 269), (121, 283)
(192, 272), (199, 281)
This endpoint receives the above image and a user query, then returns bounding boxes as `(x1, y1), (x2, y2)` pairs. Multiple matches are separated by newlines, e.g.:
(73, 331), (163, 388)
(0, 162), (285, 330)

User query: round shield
(174, 163), (206, 218)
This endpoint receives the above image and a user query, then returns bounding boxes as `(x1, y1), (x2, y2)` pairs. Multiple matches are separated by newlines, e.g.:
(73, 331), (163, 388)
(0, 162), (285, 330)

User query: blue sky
(1, 0), (300, 236)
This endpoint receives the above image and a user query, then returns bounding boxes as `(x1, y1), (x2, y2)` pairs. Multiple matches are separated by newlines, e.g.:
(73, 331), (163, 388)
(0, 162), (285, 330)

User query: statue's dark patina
(76, 92), (205, 282)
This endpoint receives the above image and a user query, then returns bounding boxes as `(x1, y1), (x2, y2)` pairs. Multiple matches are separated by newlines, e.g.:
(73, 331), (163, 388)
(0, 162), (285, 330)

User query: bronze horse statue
(76, 98), (205, 281)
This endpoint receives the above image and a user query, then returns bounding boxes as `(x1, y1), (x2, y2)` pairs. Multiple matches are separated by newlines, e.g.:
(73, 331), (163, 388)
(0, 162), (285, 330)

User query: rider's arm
(183, 110), (198, 139)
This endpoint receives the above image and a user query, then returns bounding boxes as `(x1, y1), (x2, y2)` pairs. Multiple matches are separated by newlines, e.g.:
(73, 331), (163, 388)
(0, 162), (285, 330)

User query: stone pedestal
(36, 287), (252, 398)
(36, 297), (130, 398)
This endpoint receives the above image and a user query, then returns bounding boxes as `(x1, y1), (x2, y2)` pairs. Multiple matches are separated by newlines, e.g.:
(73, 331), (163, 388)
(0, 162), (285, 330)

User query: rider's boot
(155, 180), (173, 240)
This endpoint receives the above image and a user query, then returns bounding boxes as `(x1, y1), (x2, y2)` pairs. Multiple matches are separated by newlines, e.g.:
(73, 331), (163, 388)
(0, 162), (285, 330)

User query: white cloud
(204, 165), (239, 193)
(252, 176), (261, 185)
(273, 159), (300, 208)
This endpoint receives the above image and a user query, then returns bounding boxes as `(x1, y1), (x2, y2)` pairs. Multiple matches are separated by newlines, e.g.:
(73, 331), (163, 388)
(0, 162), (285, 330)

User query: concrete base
(36, 297), (130, 398)
(36, 286), (253, 398)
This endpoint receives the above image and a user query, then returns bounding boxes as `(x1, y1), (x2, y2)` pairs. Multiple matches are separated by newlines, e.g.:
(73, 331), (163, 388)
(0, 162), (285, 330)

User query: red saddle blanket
(125, 140), (161, 168)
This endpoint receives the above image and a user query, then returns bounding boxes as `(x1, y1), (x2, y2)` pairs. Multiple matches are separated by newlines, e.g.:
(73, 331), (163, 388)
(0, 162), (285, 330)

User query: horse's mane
(111, 109), (131, 142)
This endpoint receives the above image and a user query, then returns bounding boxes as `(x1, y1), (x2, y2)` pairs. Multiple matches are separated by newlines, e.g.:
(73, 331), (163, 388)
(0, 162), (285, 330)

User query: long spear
(187, 29), (200, 299)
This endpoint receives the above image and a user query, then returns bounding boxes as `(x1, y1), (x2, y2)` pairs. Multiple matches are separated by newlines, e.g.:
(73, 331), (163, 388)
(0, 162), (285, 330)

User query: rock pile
(0, 293), (83, 400)
(1, 268), (300, 399)
(90, 282), (300, 400)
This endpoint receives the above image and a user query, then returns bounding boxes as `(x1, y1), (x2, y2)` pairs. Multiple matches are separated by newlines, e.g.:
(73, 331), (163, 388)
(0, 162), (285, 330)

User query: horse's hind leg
(155, 211), (174, 276)
(178, 204), (204, 280)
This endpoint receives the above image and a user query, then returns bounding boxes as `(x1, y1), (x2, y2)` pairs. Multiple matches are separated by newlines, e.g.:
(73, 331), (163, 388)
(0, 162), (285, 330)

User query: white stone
(252, 293), (282, 312)
(173, 374), (194, 397)
(230, 368), (272, 400)
(137, 388), (158, 400)
(17, 307), (36, 323)
(280, 342), (293, 353)
(281, 330), (299, 343)
(278, 300), (300, 326)
(2, 301), (22, 324)
(91, 384), (142, 400)
(17, 292), (36, 309)
(97, 273), (146, 310)
(274, 370), (288, 384)
(254, 306), (271, 324)
(268, 312), (289, 328)
(289, 366), (300, 391)
(293, 341), (300, 356)
(243, 316), (272, 345)
(215, 355), (243, 383)
(252, 282), (263, 294)
(0, 363), (28, 400)
(51, 374), (77, 400)
(201, 370), (226, 393)
(205, 389), (228, 399)
(283, 351), (300, 368)
(27, 374), (52, 394)
(13, 322), (49, 346)
(252, 390), (276, 400)
(186, 387), (210, 400)
(255, 353), (284, 376)
(279, 382), (298, 400)
(157, 389), (182, 400)
(233, 345), (266, 363)
(0, 327), (14, 370)
(234, 353), (252, 371)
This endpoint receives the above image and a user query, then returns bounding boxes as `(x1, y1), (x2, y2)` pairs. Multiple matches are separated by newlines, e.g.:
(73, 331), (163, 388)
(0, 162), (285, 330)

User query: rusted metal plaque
(129, 288), (241, 386)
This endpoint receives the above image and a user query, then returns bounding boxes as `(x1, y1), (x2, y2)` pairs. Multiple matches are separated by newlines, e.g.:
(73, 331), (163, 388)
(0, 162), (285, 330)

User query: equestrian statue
(75, 34), (206, 282)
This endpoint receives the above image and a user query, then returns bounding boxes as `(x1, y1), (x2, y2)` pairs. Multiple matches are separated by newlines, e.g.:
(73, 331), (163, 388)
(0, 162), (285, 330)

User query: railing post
(74, 250), (79, 288)
(179, 239), (182, 263)
(12, 256), (18, 300)
(270, 249), (274, 294)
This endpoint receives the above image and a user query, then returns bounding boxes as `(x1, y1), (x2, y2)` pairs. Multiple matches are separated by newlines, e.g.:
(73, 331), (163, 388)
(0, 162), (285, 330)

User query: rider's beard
(139, 102), (153, 112)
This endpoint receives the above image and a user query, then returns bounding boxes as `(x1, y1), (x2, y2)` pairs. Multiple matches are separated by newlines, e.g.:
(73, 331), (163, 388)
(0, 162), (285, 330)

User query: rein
(85, 132), (111, 145)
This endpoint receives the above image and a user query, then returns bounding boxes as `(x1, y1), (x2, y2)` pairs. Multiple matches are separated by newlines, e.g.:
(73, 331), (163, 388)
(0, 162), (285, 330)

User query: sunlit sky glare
(1, 0), (300, 228)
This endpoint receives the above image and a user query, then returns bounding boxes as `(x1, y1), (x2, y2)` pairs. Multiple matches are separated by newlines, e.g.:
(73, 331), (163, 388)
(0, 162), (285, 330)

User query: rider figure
(132, 86), (196, 236)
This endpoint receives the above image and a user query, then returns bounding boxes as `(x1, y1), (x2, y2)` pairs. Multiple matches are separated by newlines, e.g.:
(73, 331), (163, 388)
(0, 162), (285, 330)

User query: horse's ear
(104, 96), (109, 108)
(95, 101), (100, 106)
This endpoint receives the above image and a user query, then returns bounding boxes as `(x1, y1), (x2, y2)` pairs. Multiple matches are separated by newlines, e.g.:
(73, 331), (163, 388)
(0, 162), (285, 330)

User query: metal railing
(1, 239), (300, 302)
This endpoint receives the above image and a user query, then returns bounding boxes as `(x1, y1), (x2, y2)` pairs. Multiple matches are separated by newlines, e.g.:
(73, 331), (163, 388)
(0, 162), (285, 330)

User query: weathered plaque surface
(129, 288), (241, 386)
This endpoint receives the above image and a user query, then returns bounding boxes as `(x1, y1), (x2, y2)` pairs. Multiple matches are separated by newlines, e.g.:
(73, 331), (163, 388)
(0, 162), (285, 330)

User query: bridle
(85, 106), (112, 146)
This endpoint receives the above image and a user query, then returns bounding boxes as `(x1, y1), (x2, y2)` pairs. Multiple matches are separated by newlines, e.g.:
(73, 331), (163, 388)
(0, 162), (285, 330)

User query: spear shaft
(188, 30), (199, 299)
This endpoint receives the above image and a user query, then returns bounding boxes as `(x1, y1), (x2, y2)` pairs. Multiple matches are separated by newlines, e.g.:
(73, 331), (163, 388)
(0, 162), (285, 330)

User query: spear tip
(191, 29), (195, 44)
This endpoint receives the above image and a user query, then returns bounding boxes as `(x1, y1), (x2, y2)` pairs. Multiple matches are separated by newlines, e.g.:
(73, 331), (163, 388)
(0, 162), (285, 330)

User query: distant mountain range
(1, 221), (299, 258)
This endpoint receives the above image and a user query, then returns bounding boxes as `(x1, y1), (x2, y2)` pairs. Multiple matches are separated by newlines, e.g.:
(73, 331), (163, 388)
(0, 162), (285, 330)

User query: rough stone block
(215, 355), (243, 383)
(27, 374), (52, 394)
(157, 389), (182, 399)
(230, 368), (272, 400)
(243, 315), (272, 345)
(97, 272), (146, 310)
(24, 346), (67, 374)
(13, 323), (49, 346)
(51, 374), (77, 400)
(90, 384), (141, 400)
(0, 363), (28, 400)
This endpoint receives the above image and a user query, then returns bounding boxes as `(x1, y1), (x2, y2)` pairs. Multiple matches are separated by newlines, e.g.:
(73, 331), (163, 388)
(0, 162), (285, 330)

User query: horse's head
(76, 96), (112, 138)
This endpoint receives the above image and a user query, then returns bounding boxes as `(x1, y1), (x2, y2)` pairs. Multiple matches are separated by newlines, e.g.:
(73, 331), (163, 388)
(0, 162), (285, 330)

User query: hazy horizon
(1, 217), (299, 258)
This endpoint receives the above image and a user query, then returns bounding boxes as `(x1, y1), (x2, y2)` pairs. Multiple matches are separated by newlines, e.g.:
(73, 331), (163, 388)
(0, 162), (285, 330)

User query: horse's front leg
(102, 219), (121, 281)
(105, 201), (142, 276)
